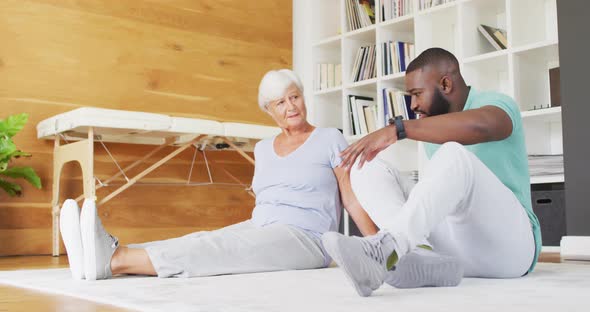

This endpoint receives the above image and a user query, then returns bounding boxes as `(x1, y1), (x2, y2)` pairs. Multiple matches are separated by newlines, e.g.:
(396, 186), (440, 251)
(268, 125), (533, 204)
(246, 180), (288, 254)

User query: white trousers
(129, 221), (326, 278)
(351, 142), (535, 278)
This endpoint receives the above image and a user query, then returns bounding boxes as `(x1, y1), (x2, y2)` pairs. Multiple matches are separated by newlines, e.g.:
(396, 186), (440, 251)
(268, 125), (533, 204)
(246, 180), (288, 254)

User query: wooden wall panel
(0, 0), (291, 255)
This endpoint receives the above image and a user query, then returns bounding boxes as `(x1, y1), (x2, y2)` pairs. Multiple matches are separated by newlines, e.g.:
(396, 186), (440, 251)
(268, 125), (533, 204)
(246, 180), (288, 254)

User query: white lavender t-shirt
(250, 127), (348, 237)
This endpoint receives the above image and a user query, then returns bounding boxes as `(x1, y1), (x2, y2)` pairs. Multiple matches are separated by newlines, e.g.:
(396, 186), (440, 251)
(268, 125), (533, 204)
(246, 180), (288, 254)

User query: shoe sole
(59, 200), (84, 280)
(80, 201), (98, 281)
(322, 234), (373, 297)
(386, 252), (463, 288)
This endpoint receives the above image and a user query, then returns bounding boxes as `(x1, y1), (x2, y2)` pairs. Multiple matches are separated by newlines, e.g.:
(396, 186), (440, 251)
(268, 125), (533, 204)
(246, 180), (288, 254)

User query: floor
(0, 253), (566, 312)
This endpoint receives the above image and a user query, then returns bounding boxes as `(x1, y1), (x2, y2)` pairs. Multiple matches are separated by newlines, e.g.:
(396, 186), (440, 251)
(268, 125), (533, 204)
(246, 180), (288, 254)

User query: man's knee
(431, 142), (470, 162)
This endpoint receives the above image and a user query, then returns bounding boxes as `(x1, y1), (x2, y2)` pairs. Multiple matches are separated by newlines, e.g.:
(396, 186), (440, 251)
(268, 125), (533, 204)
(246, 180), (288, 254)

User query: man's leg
(385, 142), (535, 278)
(350, 158), (414, 230)
(324, 142), (535, 296)
(349, 157), (463, 289)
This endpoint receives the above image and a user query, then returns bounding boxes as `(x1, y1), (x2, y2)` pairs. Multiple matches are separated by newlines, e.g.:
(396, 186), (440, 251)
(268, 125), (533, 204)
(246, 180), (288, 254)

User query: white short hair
(258, 69), (304, 111)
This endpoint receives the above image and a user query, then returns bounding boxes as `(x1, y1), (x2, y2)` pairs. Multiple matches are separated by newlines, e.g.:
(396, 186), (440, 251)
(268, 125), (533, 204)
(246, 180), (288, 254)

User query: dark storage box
(531, 183), (566, 246)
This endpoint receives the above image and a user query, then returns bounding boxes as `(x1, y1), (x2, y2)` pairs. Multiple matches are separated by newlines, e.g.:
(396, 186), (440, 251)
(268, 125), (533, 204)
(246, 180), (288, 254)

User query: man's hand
(339, 125), (397, 170)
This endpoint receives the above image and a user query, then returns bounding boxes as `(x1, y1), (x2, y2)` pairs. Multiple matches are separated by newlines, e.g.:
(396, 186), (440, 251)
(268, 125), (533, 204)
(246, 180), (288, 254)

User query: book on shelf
(381, 0), (412, 22)
(320, 64), (328, 90)
(348, 95), (377, 136)
(549, 67), (561, 107)
(478, 24), (507, 50)
(419, 0), (454, 11)
(316, 63), (342, 91)
(382, 41), (415, 76)
(335, 64), (342, 87)
(351, 45), (377, 82)
(346, 0), (375, 31)
(528, 154), (563, 176)
(327, 64), (335, 89)
(382, 88), (415, 123)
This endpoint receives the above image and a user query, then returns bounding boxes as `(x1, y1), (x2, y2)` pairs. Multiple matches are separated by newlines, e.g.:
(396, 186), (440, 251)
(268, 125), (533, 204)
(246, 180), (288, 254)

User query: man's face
(405, 68), (451, 118)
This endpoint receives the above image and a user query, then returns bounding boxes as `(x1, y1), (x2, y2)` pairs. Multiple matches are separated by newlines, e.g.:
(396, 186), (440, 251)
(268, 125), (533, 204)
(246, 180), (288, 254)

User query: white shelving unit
(294, 0), (562, 185)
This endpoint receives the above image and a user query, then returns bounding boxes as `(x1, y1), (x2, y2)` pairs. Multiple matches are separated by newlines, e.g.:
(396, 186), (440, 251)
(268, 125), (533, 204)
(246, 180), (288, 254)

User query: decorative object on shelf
(549, 67), (561, 107)
(381, 0), (412, 22)
(346, 0), (376, 31)
(478, 24), (508, 50)
(0, 113), (42, 197)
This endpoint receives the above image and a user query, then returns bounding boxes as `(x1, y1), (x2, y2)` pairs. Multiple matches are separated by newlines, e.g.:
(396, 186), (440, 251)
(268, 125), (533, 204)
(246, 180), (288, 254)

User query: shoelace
(360, 237), (385, 265)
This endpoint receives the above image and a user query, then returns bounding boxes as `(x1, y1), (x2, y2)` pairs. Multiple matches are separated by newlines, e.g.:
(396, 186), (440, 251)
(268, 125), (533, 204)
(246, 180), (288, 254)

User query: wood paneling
(0, 0), (291, 255)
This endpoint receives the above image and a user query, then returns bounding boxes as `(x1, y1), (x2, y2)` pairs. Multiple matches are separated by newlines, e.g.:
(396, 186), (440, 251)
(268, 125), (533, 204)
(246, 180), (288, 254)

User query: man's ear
(440, 76), (453, 94)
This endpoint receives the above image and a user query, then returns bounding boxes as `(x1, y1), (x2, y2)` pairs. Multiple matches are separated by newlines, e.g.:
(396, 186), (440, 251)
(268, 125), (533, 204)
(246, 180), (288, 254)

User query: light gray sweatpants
(128, 221), (326, 278)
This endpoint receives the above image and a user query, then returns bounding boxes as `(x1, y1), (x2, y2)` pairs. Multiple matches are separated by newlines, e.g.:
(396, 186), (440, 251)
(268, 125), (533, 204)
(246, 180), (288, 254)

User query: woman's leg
(143, 222), (325, 278)
(111, 247), (156, 275)
(112, 221), (251, 276)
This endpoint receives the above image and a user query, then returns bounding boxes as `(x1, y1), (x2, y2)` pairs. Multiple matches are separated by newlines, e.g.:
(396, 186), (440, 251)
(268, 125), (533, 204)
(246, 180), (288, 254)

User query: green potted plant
(0, 113), (42, 196)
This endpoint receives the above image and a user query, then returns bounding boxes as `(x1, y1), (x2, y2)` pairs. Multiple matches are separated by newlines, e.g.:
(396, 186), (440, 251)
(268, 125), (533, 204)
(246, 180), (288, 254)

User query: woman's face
(266, 84), (307, 129)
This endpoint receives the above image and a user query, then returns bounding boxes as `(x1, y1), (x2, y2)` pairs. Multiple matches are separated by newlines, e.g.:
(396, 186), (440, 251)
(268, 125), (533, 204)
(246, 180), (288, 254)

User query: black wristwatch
(388, 115), (406, 140)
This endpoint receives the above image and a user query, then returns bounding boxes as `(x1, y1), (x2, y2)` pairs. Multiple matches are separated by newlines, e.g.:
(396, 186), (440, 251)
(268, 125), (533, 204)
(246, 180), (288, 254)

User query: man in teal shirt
(322, 48), (541, 297)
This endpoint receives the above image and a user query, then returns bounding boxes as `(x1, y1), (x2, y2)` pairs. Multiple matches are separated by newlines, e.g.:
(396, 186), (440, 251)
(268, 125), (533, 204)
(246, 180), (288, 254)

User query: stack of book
(351, 45), (377, 82)
(347, 95), (378, 136)
(315, 63), (342, 91)
(528, 154), (564, 177)
(346, 0), (376, 31)
(382, 41), (415, 75)
(406, 170), (419, 183)
(419, 0), (454, 10)
(478, 24), (508, 50)
(382, 88), (415, 124)
(381, 0), (412, 21)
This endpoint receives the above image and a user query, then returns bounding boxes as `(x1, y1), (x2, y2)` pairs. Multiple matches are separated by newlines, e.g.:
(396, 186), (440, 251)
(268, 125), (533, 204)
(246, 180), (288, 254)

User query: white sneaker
(80, 198), (119, 280)
(322, 231), (397, 297)
(59, 199), (85, 280)
(384, 247), (464, 288)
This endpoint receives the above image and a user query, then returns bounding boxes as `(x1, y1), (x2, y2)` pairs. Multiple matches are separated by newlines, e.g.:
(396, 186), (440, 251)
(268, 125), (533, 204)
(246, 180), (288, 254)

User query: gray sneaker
(80, 198), (119, 280)
(59, 199), (85, 280)
(322, 231), (397, 297)
(384, 247), (464, 288)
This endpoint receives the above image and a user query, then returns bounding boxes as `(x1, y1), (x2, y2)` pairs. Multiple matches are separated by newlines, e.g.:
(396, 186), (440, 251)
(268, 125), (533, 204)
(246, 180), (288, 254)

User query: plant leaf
(0, 178), (22, 197)
(0, 113), (28, 138)
(0, 136), (16, 161)
(0, 166), (42, 189)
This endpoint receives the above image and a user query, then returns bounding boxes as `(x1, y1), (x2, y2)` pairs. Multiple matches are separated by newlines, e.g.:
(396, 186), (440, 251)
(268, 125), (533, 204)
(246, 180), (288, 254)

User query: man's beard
(428, 88), (451, 116)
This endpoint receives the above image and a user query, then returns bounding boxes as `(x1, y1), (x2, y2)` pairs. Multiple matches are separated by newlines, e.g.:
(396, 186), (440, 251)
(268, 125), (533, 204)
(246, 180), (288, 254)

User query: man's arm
(339, 105), (513, 169)
(405, 105), (513, 144)
(333, 166), (378, 236)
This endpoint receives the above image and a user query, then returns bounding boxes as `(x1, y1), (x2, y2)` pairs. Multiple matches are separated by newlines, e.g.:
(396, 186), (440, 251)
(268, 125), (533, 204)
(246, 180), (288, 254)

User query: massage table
(37, 107), (281, 256)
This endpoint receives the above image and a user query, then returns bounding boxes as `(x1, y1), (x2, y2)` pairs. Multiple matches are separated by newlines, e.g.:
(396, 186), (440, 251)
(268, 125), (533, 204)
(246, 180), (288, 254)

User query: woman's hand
(339, 125), (398, 170)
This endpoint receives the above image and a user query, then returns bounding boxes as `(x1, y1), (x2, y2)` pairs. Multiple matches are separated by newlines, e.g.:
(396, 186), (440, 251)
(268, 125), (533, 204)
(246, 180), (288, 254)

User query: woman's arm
(333, 166), (378, 236)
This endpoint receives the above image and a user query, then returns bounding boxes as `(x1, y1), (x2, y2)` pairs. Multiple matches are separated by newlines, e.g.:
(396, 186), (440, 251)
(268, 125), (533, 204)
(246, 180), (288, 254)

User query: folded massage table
(37, 107), (280, 256)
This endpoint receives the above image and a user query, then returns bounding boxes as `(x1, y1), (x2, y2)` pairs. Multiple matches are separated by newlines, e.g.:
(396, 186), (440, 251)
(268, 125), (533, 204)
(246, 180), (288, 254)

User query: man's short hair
(406, 48), (459, 74)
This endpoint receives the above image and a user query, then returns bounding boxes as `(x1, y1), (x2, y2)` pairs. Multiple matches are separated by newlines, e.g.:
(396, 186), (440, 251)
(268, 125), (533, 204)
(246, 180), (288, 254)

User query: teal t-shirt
(424, 88), (541, 273)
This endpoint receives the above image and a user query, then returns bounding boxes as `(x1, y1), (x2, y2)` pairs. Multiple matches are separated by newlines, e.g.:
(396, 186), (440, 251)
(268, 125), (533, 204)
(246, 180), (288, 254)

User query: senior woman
(59, 69), (377, 280)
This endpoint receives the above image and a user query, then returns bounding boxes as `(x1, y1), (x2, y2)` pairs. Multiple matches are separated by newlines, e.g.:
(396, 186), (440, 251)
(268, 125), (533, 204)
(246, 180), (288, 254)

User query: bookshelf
(293, 0), (562, 232)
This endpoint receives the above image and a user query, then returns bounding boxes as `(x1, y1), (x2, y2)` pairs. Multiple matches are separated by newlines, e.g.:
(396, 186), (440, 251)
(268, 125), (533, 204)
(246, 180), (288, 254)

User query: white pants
(351, 142), (535, 278)
(129, 221), (326, 278)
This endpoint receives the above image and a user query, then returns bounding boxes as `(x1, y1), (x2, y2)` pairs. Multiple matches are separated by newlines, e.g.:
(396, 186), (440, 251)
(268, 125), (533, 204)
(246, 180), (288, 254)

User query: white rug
(0, 263), (588, 312)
